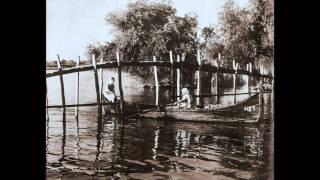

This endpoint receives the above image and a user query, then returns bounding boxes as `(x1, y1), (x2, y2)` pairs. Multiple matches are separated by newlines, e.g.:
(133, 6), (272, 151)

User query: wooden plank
(192, 91), (259, 97)
(46, 101), (158, 108)
(92, 54), (102, 114)
(75, 56), (80, 118)
(117, 51), (124, 114)
(57, 55), (66, 107)
(153, 56), (159, 106)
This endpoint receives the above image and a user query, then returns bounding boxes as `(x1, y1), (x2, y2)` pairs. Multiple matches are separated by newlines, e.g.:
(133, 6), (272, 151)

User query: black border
(4, 0), (315, 179)
(3, 0), (46, 179)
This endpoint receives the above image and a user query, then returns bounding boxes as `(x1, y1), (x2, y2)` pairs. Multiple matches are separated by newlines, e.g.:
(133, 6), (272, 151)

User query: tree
(249, 0), (274, 69)
(105, 0), (199, 63)
(218, 0), (274, 71)
(87, 0), (200, 86)
(219, 0), (256, 67)
(200, 25), (224, 64)
(87, 42), (117, 62)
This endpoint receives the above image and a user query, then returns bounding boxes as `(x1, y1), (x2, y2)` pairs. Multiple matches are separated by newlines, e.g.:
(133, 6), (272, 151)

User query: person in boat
(103, 77), (118, 113)
(177, 87), (192, 108)
(254, 79), (264, 92)
(256, 80), (263, 92)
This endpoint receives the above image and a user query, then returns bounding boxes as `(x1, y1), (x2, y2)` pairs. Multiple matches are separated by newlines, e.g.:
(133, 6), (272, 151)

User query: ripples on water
(46, 93), (273, 180)
(46, 70), (273, 179)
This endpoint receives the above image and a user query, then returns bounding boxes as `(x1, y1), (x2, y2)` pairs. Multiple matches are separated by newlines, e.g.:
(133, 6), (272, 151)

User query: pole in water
(260, 66), (264, 85)
(247, 63), (252, 95)
(216, 53), (221, 105)
(92, 54), (102, 115)
(233, 60), (238, 104)
(196, 49), (201, 107)
(75, 56), (80, 118)
(181, 53), (186, 85)
(153, 56), (159, 106)
(176, 54), (181, 104)
(99, 52), (105, 114)
(169, 50), (174, 102)
(56, 55), (66, 108)
(117, 51), (124, 114)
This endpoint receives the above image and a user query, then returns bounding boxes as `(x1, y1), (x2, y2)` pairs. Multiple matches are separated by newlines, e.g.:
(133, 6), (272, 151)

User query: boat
(139, 93), (264, 123)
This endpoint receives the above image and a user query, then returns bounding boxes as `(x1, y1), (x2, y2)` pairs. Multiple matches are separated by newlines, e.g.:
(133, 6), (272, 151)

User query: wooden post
(99, 53), (105, 114)
(260, 66), (264, 85)
(92, 54), (101, 114)
(176, 55), (181, 103)
(247, 63), (252, 95)
(169, 51), (174, 102)
(216, 53), (221, 105)
(210, 72), (215, 97)
(196, 49), (201, 107)
(56, 55), (66, 107)
(153, 56), (159, 106)
(233, 60), (238, 104)
(61, 108), (66, 161)
(117, 51), (124, 114)
(74, 56), (80, 118)
(181, 53), (186, 86)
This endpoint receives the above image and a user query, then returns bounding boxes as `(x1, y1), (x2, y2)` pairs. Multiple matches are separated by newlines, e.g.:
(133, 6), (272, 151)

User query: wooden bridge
(46, 50), (273, 118)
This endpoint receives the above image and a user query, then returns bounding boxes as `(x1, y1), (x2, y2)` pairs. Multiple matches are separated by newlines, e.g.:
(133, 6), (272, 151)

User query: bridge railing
(46, 52), (272, 117)
(46, 60), (272, 79)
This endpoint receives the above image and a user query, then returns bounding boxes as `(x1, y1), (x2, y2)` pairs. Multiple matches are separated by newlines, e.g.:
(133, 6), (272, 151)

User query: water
(46, 69), (273, 179)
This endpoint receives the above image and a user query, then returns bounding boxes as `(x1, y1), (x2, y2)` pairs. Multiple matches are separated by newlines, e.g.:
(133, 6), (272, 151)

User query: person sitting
(103, 77), (118, 114)
(177, 87), (192, 108)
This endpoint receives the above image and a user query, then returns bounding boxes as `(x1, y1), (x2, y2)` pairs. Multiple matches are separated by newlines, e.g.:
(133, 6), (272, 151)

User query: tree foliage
(87, 42), (117, 62)
(219, 0), (255, 66)
(249, 0), (274, 66)
(217, 0), (273, 69)
(200, 25), (224, 64)
(105, 0), (199, 63)
(85, 0), (274, 81)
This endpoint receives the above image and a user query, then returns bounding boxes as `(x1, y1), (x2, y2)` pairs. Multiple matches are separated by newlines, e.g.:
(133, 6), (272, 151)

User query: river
(46, 69), (273, 179)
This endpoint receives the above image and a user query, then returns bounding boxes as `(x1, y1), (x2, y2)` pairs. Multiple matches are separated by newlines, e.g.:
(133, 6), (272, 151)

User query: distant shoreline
(46, 60), (89, 70)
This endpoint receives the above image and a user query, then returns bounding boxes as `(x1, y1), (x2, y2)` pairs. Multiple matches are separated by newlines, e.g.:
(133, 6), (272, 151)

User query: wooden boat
(139, 93), (264, 123)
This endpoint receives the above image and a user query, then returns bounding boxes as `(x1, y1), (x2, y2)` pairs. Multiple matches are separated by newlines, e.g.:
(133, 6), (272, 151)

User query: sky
(47, 0), (250, 61)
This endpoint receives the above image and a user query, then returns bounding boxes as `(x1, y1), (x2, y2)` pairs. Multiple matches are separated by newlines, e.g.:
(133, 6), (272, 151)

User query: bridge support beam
(74, 56), (80, 118)
(56, 55), (66, 108)
(176, 55), (181, 104)
(153, 56), (159, 106)
(196, 49), (202, 107)
(92, 54), (102, 116)
(233, 60), (239, 104)
(117, 51), (124, 114)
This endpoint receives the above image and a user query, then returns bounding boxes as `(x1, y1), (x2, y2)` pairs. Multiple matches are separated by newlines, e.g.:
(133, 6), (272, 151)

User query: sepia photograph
(46, 0), (274, 179)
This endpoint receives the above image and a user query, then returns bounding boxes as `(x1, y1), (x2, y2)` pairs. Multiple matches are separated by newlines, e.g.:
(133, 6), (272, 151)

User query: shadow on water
(46, 93), (273, 180)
